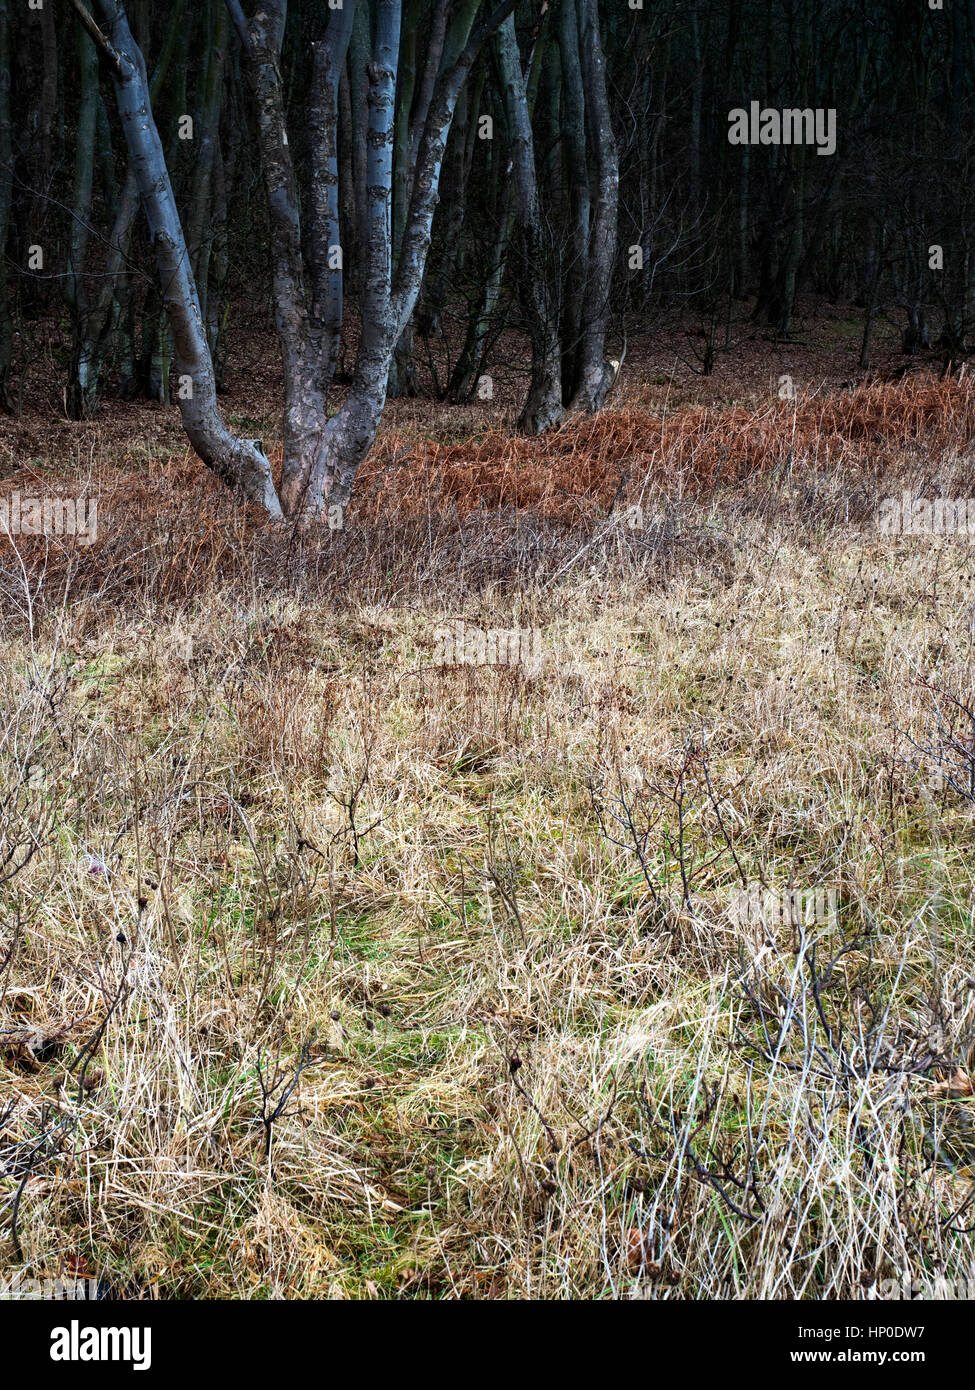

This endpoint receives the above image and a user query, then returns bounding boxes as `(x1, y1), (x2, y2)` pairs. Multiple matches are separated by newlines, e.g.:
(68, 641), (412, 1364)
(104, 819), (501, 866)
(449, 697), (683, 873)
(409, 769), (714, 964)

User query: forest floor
(1, 307), (975, 1298)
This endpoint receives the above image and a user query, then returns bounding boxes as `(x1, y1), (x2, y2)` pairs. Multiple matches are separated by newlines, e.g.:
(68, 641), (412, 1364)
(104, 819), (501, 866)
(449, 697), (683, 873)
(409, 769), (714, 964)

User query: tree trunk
(227, 0), (356, 516)
(387, 0), (420, 398)
(65, 20), (98, 419)
(496, 12), (564, 434)
(0, 0), (13, 413)
(307, 0), (500, 512)
(557, 0), (589, 405)
(568, 0), (618, 413)
(416, 79), (470, 338)
(87, 0), (281, 515)
(186, 0), (229, 328)
(448, 192), (514, 402)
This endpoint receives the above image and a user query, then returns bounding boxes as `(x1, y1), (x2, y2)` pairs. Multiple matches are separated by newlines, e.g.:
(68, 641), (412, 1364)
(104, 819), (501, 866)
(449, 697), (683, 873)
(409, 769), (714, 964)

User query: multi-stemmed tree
(72, 0), (514, 521)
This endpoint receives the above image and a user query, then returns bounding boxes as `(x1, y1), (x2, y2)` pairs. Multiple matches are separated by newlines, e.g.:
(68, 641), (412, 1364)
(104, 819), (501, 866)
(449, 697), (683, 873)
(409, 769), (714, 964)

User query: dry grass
(1, 376), (975, 1299)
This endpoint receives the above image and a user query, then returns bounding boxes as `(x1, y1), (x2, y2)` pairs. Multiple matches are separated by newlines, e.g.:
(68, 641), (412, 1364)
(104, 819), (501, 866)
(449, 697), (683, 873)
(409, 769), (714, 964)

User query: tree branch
(224, 0), (252, 56)
(68, 0), (125, 79)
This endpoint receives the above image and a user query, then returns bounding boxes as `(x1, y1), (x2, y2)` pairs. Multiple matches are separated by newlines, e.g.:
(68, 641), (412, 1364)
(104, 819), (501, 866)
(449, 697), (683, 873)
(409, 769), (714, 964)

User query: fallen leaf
(929, 1068), (974, 1099)
(625, 1227), (660, 1276)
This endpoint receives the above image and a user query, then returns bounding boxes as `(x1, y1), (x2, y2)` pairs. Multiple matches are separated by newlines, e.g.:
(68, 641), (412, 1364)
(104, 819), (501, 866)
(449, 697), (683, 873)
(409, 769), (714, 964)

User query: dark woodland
(4, 1), (973, 510)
